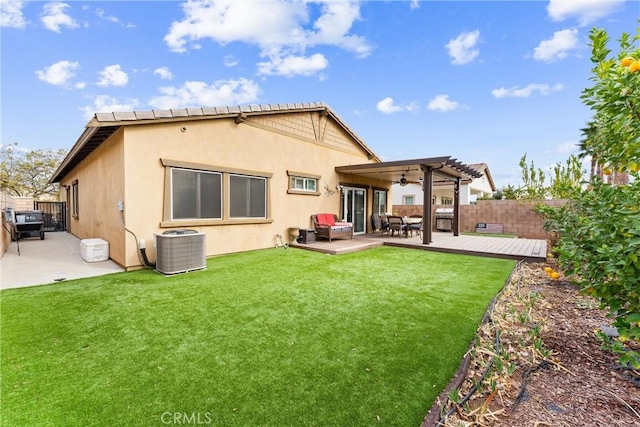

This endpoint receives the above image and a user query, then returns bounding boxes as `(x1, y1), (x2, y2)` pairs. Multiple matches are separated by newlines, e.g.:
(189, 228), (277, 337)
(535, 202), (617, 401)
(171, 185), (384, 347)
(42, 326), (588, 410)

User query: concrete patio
(1, 232), (124, 290)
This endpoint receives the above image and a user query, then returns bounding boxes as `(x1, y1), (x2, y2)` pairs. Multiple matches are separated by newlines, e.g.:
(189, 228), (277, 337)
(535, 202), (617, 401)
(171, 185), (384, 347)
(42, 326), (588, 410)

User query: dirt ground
(424, 262), (640, 427)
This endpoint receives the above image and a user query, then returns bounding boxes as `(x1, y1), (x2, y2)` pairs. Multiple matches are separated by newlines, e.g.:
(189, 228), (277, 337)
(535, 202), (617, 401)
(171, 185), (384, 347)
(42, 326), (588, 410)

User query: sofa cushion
(317, 213), (336, 226)
(333, 222), (352, 230)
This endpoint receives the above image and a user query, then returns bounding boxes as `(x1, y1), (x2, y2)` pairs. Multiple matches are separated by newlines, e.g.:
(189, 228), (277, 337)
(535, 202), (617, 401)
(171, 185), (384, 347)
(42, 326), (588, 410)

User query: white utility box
(80, 238), (109, 262)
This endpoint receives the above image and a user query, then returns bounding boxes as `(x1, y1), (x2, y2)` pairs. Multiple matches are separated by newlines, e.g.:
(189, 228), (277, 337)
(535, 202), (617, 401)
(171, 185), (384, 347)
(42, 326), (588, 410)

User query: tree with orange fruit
(537, 27), (640, 368)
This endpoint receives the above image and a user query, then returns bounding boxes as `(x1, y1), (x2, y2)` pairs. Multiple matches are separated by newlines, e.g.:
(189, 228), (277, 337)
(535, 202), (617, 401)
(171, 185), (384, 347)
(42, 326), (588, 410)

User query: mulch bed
(423, 262), (640, 426)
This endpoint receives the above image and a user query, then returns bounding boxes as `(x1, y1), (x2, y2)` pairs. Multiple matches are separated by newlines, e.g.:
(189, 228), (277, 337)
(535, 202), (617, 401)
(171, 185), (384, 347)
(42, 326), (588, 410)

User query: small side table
(297, 229), (316, 244)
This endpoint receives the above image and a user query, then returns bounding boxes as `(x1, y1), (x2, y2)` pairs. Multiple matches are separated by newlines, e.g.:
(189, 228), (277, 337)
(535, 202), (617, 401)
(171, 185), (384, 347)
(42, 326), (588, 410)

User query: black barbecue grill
(14, 210), (45, 240)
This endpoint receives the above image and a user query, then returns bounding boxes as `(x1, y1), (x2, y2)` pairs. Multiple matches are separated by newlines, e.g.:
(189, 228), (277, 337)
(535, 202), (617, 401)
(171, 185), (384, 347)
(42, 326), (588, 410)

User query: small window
(403, 195), (414, 205)
(442, 197), (453, 205)
(287, 171), (320, 196)
(71, 180), (79, 217)
(290, 176), (317, 192)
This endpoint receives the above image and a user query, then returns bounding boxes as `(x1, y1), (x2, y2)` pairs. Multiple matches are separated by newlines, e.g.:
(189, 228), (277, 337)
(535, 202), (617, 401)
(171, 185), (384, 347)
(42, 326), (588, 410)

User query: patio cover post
(421, 165), (433, 244)
(453, 177), (460, 236)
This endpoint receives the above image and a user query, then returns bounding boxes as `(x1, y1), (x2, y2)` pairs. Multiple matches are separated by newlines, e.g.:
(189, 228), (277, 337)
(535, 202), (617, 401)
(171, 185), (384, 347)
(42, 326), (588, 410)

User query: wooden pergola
(335, 156), (482, 244)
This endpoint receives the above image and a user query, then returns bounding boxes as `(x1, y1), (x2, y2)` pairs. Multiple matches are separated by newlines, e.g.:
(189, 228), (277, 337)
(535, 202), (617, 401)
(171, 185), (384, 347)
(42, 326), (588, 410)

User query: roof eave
(50, 126), (99, 183)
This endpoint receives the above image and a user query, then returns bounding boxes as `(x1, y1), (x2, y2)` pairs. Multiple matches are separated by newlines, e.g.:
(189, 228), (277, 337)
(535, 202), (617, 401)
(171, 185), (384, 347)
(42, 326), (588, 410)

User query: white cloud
(164, 0), (372, 77)
(445, 30), (480, 65)
(306, 1), (372, 58)
(1, 0), (27, 28)
(97, 65), (128, 87)
(427, 94), (459, 112)
(410, 0), (420, 10)
(376, 97), (403, 114)
(492, 83), (564, 98)
(533, 29), (579, 63)
(257, 53), (328, 77)
(95, 8), (119, 24)
(224, 55), (239, 67)
(94, 7), (135, 28)
(81, 95), (140, 120)
(148, 78), (260, 110)
(547, 0), (624, 26)
(35, 60), (80, 85)
(41, 2), (78, 33)
(153, 66), (173, 80)
(376, 97), (417, 114)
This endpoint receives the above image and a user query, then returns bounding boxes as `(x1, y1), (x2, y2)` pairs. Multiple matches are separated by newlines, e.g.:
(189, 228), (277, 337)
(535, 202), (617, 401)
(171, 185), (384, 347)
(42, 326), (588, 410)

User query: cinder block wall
(1, 193), (35, 257)
(392, 199), (568, 239)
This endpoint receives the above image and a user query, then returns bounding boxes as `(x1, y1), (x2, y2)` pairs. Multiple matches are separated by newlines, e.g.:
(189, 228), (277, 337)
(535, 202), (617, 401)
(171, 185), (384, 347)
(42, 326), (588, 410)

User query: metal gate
(33, 201), (66, 232)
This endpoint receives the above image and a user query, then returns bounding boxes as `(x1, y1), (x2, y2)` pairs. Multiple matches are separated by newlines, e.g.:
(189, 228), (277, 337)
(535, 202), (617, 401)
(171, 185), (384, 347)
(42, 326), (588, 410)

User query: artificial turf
(1, 246), (515, 426)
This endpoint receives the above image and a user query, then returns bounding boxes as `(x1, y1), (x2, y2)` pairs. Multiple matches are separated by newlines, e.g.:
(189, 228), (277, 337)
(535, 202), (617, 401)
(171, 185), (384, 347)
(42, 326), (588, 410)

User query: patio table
(403, 217), (422, 237)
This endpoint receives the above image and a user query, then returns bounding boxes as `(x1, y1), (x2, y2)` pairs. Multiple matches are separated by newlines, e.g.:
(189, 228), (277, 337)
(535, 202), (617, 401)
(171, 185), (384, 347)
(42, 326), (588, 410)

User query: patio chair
(311, 213), (353, 242)
(408, 219), (422, 238)
(381, 214), (390, 236)
(387, 215), (407, 238)
(371, 213), (389, 236)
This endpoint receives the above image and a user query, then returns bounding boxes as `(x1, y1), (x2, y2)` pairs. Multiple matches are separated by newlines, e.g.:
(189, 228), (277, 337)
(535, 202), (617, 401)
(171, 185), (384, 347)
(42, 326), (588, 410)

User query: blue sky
(1, 0), (638, 188)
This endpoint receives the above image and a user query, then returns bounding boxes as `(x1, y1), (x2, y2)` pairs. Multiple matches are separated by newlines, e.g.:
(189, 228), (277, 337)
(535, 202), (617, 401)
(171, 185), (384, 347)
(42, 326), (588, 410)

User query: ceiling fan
(393, 173), (420, 187)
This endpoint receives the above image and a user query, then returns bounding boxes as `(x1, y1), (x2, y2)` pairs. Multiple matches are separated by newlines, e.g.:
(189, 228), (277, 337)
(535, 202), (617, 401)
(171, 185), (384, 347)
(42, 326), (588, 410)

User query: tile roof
(51, 102), (380, 183)
(89, 102), (330, 124)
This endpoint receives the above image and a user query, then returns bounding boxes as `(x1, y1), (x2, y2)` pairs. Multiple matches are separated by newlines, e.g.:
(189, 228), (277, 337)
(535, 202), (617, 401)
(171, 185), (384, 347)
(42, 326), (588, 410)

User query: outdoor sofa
(311, 213), (353, 242)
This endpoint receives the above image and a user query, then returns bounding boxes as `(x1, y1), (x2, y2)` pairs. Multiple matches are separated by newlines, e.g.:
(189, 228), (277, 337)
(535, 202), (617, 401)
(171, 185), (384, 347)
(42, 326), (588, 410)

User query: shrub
(537, 27), (640, 368)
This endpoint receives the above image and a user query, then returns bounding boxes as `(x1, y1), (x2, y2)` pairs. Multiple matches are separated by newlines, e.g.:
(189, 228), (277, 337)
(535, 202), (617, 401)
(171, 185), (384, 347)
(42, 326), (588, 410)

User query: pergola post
(422, 165), (433, 244)
(453, 177), (460, 236)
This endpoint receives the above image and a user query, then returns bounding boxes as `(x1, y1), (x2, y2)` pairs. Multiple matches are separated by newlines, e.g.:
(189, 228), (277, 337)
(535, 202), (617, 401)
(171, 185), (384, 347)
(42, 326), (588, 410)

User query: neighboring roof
(51, 102), (380, 183)
(467, 162), (496, 191)
(335, 156), (482, 184)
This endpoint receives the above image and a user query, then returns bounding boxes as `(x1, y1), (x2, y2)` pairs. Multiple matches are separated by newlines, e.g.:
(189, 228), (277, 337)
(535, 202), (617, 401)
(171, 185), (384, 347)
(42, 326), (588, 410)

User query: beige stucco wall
(60, 130), (126, 265)
(65, 111), (386, 269)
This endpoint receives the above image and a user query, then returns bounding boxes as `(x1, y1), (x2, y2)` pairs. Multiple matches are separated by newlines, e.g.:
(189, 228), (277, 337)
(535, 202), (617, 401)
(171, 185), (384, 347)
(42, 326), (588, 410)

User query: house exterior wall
(392, 183), (466, 206)
(59, 130), (126, 265)
(391, 173), (494, 206)
(63, 111), (384, 269)
(469, 174), (494, 198)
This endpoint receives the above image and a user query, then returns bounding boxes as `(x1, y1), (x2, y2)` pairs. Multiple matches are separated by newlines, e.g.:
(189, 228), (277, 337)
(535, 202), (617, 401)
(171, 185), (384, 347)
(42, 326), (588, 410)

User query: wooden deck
(292, 232), (547, 262)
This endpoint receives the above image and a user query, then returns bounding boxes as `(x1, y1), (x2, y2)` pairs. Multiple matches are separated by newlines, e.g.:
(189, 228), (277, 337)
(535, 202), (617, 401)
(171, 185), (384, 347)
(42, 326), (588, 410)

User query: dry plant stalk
(441, 263), (557, 426)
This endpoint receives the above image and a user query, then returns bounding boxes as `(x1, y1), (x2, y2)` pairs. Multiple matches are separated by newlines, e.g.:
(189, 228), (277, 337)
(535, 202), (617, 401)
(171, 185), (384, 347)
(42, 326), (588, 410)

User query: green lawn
(1, 246), (515, 426)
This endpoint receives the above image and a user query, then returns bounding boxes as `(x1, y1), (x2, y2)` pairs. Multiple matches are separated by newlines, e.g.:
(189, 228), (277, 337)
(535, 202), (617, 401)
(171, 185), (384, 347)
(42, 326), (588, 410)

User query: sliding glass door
(341, 187), (366, 234)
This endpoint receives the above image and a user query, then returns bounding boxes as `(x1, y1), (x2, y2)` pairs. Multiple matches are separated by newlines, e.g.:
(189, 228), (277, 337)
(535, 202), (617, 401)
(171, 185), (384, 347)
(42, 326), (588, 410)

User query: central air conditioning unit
(154, 230), (206, 275)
